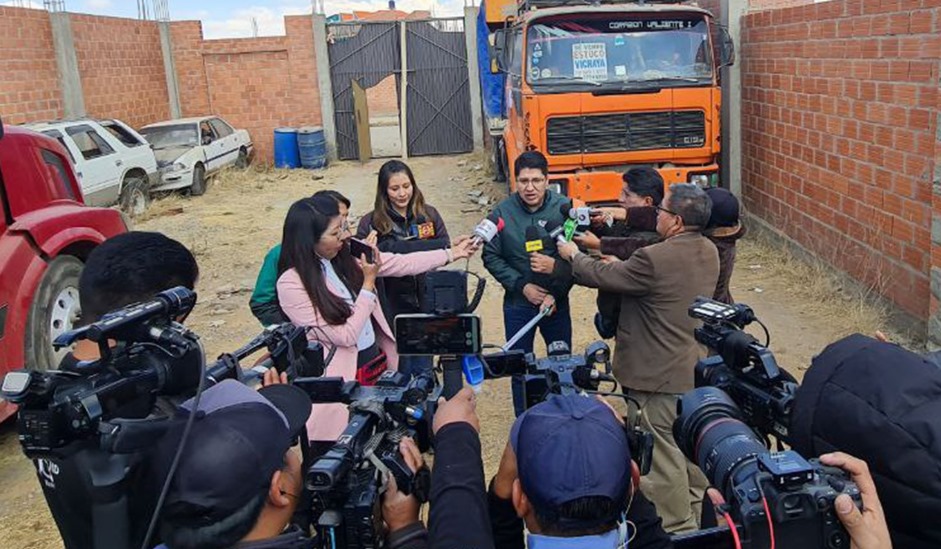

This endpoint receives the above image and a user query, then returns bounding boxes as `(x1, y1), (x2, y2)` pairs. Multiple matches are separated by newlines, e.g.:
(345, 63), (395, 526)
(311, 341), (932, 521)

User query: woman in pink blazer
(276, 195), (476, 443)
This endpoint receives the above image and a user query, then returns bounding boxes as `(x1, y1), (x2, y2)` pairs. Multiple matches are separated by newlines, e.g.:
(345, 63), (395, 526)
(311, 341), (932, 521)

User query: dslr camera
(672, 298), (862, 549)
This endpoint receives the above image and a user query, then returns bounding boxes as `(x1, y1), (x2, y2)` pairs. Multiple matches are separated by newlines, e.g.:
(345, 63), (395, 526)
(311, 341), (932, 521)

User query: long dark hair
(278, 196), (364, 325)
(370, 160), (428, 235)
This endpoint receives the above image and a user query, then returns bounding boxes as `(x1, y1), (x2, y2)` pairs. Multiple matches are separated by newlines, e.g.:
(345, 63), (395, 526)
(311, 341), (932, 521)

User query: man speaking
(557, 183), (718, 534)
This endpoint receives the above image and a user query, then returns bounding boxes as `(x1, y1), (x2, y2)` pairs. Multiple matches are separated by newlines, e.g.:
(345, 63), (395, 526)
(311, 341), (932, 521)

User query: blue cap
(510, 394), (631, 519)
(153, 380), (311, 527)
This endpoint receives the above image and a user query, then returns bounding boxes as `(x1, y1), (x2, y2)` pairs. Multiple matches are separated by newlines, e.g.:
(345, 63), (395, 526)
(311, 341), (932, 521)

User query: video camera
(672, 298), (862, 549)
(293, 371), (439, 549)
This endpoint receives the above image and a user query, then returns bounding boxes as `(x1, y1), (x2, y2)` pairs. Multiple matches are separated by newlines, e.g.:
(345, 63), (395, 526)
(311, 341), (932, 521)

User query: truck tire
(24, 256), (84, 372)
(190, 163), (207, 196)
(119, 175), (150, 217)
(493, 138), (507, 184)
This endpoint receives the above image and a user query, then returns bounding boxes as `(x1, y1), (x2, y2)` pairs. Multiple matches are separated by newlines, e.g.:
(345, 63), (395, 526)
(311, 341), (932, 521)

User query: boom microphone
(471, 213), (505, 247)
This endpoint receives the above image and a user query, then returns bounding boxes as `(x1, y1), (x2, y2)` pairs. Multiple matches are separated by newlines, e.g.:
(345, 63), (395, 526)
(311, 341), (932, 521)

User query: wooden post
(399, 20), (409, 159)
(352, 79), (372, 162)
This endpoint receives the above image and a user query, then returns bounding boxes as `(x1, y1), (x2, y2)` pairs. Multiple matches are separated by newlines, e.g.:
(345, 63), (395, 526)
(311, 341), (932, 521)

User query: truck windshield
(140, 125), (199, 149)
(525, 15), (712, 88)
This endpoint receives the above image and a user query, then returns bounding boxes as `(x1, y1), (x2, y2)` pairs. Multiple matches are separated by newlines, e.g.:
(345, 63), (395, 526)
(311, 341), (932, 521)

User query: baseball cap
(705, 187), (741, 229)
(510, 394), (631, 523)
(153, 380), (311, 527)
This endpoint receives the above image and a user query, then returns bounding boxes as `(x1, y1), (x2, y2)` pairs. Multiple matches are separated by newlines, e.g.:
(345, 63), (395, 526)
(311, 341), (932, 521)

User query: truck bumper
(548, 164), (720, 204)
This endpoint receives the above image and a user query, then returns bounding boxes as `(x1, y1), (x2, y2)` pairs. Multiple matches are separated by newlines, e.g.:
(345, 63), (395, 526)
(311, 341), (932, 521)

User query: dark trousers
(503, 303), (572, 416)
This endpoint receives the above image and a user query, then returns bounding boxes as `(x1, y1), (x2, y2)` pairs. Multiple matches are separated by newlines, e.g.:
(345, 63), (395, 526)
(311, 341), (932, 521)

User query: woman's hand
(448, 238), (478, 261)
(364, 230), (378, 248)
(358, 243), (382, 292)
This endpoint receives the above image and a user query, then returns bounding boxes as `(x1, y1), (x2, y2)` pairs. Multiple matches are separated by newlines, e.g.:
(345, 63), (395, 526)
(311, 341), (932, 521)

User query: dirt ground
(0, 154), (893, 548)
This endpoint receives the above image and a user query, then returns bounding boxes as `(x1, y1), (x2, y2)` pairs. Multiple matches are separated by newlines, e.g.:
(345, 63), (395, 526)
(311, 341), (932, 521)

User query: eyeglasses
(518, 177), (547, 188)
(656, 205), (680, 217)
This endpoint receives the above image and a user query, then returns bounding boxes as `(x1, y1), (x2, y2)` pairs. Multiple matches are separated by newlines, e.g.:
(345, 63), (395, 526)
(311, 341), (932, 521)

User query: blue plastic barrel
(273, 128), (300, 169)
(298, 126), (327, 169)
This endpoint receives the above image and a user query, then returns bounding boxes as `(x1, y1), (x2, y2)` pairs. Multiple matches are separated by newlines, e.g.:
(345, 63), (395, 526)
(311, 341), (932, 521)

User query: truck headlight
(689, 174), (710, 188)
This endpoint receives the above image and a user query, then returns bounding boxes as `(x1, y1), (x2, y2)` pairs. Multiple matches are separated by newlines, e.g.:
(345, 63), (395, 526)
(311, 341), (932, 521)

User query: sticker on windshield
(614, 34), (625, 47)
(530, 66), (541, 79)
(572, 43), (607, 81)
(615, 65), (626, 77)
(541, 68), (552, 78)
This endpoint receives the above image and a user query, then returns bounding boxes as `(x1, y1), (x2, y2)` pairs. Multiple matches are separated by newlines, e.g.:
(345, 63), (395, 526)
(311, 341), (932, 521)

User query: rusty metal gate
(404, 18), (473, 156)
(326, 18), (473, 160)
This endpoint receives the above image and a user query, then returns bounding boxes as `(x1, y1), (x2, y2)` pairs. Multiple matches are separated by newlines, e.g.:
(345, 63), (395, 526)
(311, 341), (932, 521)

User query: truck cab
(487, 0), (734, 203)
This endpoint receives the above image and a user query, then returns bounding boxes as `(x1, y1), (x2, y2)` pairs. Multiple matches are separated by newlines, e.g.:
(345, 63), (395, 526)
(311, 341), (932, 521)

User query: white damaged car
(140, 116), (253, 196)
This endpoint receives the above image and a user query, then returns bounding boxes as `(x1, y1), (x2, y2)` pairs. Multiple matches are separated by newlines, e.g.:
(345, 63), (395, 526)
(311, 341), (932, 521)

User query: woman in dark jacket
(356, 160), (460, 378)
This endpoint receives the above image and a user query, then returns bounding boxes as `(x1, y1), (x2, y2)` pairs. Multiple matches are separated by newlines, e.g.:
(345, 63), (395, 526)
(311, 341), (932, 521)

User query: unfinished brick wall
(748, 0), (817, 10)
(70, 14), (170, 129)
(741, 0), (940, 319)
(366, 75), (401, 118)
(0, 6), (62, 124)
(170, 18), (322, 161)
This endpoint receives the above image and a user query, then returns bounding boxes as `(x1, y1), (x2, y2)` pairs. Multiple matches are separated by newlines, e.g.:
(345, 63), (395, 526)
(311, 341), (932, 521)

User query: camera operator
(32, 231), (199, 549)
(556, 184), (718, 534)
(152, 379), (314, 549)
(792, 334), (941, 549)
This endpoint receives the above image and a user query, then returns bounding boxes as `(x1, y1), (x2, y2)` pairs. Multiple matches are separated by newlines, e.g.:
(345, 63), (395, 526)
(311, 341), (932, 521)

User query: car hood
(153, 146), (192, 167)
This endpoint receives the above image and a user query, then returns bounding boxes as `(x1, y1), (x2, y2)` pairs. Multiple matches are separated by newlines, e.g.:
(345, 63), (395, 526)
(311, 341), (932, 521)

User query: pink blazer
(277, 249), (449, 441)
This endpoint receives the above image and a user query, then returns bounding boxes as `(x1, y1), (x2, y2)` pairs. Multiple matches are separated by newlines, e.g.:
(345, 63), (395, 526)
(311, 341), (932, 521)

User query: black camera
(295, 371), (439, 549)
(690, 296), (799, 443)
(673, 298), (863, 549)
(674, 387), (862, 549)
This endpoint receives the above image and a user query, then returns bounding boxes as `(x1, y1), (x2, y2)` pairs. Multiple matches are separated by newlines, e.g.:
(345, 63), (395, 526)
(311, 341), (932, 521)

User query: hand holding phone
(349, 238), (374, 262)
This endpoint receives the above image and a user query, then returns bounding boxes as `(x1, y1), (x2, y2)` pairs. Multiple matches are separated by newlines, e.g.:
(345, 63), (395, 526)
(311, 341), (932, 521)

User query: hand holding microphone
(526, 225), (555, 274)
(471, 212), (505, 247)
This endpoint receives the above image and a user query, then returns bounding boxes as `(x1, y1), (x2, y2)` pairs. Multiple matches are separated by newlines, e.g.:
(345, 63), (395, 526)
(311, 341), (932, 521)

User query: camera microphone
(471, 213), (505, 247)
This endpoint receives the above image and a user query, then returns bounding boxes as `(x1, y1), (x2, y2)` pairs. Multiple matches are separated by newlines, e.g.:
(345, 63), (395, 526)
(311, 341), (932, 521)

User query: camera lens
(674, 387), (767, 496)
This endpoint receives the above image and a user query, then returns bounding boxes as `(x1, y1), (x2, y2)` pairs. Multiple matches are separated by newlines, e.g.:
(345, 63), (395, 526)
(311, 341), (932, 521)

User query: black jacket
(356, 206), (451, 326)
(792, 334), (941, 549)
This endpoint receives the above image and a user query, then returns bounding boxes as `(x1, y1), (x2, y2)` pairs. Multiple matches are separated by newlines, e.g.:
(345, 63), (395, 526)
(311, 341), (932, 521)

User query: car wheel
(24, 256), (84, 371)
(235, 148), (249, 169)
(190, 164), (207, 196)
(119, 175), (150, 217)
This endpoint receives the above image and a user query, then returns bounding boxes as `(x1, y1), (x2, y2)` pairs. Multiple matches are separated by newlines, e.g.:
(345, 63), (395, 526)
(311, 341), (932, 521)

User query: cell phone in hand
(349, 238), (374, 262)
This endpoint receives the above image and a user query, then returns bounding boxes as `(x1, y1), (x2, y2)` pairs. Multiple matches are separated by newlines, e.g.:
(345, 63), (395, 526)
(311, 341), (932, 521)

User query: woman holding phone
(356, 160), (465, 378)
(277, 195), (476, 444)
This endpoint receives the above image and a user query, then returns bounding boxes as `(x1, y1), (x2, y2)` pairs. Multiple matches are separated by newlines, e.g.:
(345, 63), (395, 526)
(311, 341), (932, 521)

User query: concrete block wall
(70, 14), (170, 129)
(740, 0), (940, 320)
(0, 6), (63, 123)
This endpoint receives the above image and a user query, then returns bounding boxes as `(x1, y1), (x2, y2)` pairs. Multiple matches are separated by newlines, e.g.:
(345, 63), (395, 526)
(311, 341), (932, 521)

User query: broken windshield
(140, 124), (199, 149)
(525, 16), (713, 88)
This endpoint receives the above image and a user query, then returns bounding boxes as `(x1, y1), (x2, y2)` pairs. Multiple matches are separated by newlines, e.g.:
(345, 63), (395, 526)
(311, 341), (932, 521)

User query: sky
(4, 0), (467, 38)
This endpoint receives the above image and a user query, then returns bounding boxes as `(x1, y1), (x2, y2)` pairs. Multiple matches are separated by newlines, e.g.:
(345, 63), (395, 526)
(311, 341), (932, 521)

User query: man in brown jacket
(557, 183), (720, 534)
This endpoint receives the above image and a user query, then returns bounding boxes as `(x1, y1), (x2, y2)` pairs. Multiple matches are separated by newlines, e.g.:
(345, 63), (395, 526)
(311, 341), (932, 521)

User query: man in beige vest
(557, 183), (720, 533)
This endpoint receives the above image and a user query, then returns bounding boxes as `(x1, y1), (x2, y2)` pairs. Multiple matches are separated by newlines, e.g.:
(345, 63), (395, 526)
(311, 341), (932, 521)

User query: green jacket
(250, 244), (281, 305)
(483, 191), (574, 308)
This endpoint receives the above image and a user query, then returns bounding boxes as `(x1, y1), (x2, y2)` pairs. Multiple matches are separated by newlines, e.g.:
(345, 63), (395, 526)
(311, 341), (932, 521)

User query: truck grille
(546, 111), (706, 155)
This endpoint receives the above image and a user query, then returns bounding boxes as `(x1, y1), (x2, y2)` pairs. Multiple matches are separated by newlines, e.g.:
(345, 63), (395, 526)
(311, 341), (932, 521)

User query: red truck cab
(0, 121), (127, 421)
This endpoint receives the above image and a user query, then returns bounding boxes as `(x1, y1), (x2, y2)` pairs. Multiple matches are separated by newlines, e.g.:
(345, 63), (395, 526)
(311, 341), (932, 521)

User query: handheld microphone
(471, 213), (505, 247)
(524, 226), (544, 254)
(545, 219), (565, 244)
(557, 203), (579, 242)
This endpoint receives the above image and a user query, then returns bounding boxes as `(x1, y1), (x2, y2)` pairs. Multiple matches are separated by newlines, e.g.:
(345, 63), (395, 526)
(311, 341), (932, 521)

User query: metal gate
(405, 18), (473, 156)
(326, 21), (400, 161)
(326, 18), (473, 160)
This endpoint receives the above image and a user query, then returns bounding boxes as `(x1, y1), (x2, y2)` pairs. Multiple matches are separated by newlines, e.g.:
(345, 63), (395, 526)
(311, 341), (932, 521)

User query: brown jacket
(571, 232), (720, 394)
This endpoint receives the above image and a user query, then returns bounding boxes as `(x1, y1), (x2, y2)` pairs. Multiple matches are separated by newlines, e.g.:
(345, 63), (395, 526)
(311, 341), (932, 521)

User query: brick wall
(0, 6), (62, 124)
(749, 0), (816, 10)
(367, 75), (400, 118)
(741, 0), (940, 319)
(70, 14), (170, 128)
(170, 18), (322, 161)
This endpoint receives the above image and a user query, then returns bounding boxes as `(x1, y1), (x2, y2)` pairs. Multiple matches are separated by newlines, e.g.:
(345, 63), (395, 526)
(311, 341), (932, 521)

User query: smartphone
(349, 238), (374, 262)
(394, 314), (481, 356)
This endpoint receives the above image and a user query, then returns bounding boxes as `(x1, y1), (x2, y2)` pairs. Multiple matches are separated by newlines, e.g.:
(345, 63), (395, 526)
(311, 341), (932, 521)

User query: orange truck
(483, 0), (734, 203)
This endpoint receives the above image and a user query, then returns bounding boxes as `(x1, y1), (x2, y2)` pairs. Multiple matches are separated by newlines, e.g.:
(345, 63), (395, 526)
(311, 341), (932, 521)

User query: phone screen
(394, 314), (481, 355)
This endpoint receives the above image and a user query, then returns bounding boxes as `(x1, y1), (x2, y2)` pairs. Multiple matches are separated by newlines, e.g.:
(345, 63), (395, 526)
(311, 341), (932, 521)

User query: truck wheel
(235, 147), (249, 169)
(190, 164), (207, 196)
(493, 138), (507, 184)
(119, 175), (150, 217)
(24, 256), (84, 371)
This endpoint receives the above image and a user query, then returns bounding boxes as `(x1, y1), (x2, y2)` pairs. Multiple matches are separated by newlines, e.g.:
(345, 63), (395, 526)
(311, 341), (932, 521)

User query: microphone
(545, 219), (565, 244)
(558, 203), (579, 242)
(471, 213), (505, 247)
(524, 225), (544, 254)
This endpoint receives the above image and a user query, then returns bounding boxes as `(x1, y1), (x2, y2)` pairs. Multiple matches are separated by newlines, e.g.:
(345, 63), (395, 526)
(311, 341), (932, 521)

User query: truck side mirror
(491, 29), (509, 73)
(717, 24), (735, 67)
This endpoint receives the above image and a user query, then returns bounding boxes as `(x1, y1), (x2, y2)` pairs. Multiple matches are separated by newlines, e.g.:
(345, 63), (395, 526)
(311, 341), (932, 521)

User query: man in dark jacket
(483, 150), (574, 416)
(792, 333), (941, 549)
(703, 187), (745, 305)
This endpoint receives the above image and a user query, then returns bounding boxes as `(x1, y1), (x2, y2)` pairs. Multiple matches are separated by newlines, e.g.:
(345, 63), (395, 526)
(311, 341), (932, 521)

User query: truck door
(64, 124), (120, 206)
